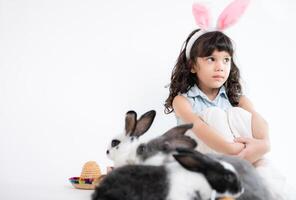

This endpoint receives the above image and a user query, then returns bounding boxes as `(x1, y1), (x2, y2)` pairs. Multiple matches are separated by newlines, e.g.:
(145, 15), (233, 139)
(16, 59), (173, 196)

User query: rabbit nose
(106, 150), (109, 154)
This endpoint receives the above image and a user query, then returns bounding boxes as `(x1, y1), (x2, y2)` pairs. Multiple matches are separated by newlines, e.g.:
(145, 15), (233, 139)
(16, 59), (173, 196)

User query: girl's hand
(234, 137), (268, 164)
(228, 142), (245, 155)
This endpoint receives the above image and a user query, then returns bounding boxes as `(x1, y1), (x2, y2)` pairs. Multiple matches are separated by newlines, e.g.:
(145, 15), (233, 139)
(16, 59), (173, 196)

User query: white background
(1, 0), (296, 199)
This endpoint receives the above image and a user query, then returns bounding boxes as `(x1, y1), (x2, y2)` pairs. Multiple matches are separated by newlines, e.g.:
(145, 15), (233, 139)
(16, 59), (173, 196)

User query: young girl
(164, 1), (293, 199)
(164, 29), (293, 200)
(164, 30), (269, 164)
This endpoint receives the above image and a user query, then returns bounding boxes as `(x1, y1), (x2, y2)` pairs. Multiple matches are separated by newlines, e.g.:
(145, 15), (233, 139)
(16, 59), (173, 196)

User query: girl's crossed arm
(173, 95), (245, 155)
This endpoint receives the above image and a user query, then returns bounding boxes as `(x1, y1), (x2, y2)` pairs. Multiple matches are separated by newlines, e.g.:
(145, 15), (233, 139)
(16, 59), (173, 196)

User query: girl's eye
(111, 139), (121, 147)
(206, 57), (215, 62)
(223, 57), (231, 63)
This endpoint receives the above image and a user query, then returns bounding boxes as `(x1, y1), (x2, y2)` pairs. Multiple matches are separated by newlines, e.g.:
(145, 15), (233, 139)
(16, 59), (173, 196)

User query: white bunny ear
(217, 0), (250, 30)
(192, 3), (211, 30)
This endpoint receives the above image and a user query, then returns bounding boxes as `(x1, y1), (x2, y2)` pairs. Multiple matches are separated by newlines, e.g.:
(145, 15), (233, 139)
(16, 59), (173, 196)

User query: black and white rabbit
(93, 123), (243, 200)
(106, 110), (156, 167)
(106, 109), (196, 167)
(206, 152), (273, 200)
(105, 109), (270, 199)
(137, 138), (272, 200)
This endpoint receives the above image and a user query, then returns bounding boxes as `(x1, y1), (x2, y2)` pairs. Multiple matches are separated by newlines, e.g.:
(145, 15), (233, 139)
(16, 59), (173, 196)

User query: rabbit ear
(217, 0), (250, 30)
(137, 124), (196, 160)
(162, 136), (197, 152)
(125, 110), (137, 136)
(132, 110), (156, 137)
(192, 3), (211, 30)
(173, 148), (221, 173)
(163, 124), (193, 138)
(160, 124), (197, 150)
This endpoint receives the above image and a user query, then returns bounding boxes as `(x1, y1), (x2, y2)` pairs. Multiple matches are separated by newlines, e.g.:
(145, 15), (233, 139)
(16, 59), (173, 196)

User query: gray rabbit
(173, 148), (272, 200)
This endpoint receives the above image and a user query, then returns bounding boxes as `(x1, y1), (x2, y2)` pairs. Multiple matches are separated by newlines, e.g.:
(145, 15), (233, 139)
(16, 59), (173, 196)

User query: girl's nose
(215, 63), (224, 71)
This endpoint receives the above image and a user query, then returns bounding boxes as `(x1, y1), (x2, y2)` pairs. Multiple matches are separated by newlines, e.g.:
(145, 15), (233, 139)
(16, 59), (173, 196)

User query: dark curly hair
(164, 29), (242, 114)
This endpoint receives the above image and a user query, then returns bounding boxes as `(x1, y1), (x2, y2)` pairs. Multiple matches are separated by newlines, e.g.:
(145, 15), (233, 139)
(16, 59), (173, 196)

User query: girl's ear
(190, 61), (197, 73)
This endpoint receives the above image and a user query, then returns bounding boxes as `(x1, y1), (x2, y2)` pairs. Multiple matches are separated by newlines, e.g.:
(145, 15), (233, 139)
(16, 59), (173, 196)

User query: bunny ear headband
(185, 0), (250, 60)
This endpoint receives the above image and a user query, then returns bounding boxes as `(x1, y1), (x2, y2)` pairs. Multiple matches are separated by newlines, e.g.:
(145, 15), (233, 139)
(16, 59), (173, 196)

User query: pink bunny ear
(217, 0), (250, 30)
(192, 3), (211, 30)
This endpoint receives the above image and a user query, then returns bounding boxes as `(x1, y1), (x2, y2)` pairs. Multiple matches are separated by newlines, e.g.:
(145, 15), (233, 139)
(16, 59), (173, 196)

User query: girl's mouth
(212, 75), (224, 79)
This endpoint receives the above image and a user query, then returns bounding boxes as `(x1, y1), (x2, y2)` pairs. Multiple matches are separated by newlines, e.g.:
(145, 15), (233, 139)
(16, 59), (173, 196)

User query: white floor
(0, 182), (94, 200)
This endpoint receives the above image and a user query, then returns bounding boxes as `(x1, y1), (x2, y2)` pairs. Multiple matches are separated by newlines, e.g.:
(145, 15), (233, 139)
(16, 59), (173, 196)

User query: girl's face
(191, 50), (231, 93)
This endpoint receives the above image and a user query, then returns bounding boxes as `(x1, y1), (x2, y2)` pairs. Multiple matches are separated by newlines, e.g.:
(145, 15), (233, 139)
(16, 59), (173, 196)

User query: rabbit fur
(96, 110), (244, 200)
(92, 162), (219, 200)
(106, 110), (156, 167)
(112, 110), (272, 199)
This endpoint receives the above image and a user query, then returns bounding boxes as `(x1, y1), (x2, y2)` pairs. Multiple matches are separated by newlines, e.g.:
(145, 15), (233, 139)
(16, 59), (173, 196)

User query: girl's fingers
(234, 137), (250, 143)
(237, 149), (247, 158)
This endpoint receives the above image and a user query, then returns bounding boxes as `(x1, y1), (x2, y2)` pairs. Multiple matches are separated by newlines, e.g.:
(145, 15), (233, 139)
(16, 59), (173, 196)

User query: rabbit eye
(224, 173), (235, 182)
(111, 139), (121, 147)
(137, 144), (146, 155)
